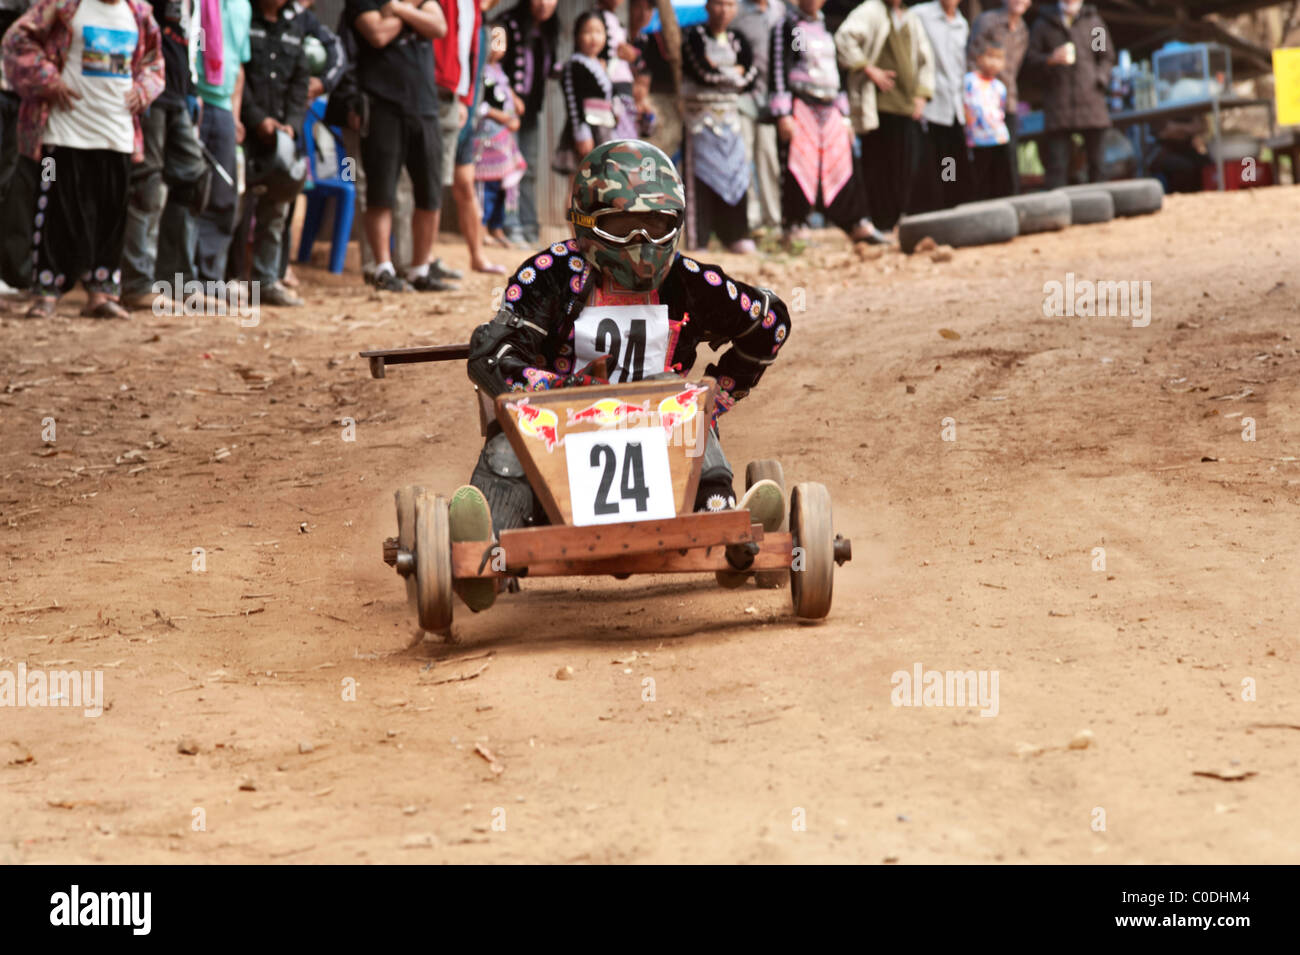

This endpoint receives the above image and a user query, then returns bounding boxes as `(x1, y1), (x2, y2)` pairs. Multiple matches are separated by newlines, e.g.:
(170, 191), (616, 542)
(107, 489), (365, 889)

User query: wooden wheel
(746, 460), (787, 589)
(789, 482), (834, 619)
(414, 490), (454, 633)
(394, 485), (423, 608)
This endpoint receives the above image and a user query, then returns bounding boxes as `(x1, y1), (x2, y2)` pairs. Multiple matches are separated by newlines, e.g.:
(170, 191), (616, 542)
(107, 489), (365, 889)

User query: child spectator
(554, 11), (616, 173)
(963, 42), (1011, 200)
(3, 0), (165, 319)
(494, 0), (557, 246)
(475, 23), (526, 248)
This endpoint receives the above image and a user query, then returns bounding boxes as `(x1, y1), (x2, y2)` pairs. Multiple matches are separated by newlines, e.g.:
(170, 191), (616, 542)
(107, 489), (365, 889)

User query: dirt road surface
(2, 188), (1298, 864)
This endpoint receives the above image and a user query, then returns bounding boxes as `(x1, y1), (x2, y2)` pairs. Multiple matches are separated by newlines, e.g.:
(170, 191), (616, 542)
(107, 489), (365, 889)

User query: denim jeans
(194, 103), (238, 282)
(504, 118), (540, 244)
(121, 101), (206, 295)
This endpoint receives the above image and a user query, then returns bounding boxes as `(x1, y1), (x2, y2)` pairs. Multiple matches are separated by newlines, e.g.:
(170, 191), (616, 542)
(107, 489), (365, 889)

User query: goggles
(571, 209), (681, 245)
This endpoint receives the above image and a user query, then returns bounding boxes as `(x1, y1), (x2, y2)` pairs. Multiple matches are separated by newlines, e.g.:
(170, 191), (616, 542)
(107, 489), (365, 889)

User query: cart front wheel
(414, 490), (454, 633)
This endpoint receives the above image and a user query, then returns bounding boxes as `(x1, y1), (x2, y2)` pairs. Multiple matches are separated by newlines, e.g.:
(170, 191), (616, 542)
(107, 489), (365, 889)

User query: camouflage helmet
(568, 140), (685, 291)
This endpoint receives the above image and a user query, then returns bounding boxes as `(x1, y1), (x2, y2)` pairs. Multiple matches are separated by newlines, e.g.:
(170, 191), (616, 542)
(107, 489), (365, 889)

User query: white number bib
(565, 427), (676, 526)
(573, 304), (669, 383)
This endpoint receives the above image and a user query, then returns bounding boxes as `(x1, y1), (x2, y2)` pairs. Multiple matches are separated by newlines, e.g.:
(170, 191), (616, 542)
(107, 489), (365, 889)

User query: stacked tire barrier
(897, 178), (1165, 254)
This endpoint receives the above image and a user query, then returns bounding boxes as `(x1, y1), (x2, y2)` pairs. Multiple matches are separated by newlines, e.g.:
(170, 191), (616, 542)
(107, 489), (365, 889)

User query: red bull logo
(566, 397), (649, 428)
(657, 385), (708, 435)
(507, 398), (561, 451)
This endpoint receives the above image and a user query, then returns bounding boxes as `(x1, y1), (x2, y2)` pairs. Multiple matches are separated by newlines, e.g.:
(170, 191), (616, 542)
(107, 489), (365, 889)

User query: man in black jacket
(233, 0), (311, 306)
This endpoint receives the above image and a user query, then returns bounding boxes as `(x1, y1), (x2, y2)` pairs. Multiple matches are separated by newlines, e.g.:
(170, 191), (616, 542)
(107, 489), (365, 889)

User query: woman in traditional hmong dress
(681, 0), (758, 253)
(555, 12), (623, 173)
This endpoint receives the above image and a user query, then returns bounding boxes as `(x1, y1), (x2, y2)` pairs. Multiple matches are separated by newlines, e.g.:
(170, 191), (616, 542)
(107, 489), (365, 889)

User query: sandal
(472, 261), (507, 275)
(80, 300), (130, 320)
(25, 298), (57, 318)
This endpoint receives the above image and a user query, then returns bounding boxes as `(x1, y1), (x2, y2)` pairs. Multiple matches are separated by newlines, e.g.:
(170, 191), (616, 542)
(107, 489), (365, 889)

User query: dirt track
(2, 187), (1299, 864)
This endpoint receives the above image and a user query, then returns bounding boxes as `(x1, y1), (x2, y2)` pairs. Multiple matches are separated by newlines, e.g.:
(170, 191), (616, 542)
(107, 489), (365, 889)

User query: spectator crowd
(0, 0), (1118, 315)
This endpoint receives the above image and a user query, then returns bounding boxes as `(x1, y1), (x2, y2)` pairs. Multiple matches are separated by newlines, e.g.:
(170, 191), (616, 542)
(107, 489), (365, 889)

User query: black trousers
(778, 140), (870, 234)
(859, 111), (922, 230)
(910, 120), (969, 213)
(1043, 127), (1106, 189)
(32, 146), (132, 297)
(970, 144), (1014, 201)
(691, 177), (749, 247)
(1005, 111), (1021, 195)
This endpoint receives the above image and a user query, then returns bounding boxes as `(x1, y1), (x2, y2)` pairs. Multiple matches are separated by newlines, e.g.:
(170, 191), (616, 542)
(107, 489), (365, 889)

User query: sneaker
(716, 478), (786, 588)
(430, 258), (464, 281)
(409, 272), (456, 292)
(260, 282), (303, 307)
(449, 485), (497, 612)
(851, 220), (895, 245)
(739, 479), (785, 533)
(370, 269), (409, 292)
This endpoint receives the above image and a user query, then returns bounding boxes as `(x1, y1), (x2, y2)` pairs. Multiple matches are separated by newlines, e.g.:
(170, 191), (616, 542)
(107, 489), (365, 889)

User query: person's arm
(127, 3), (166, 113)
(466, 253), (567, 396)
(2, 0), (73, 105)
(733, 31), (756, 92)
(283, 29), (311, 134)
(390, 0), (446, 41)
(310, 14), (348, 93)
(768, 17), (791, 116)
(910, 12), (934, 118)
(233, 65), (246, 142)
(683, 262), (791, 417)
(354, 8), (404, 48)
(1092, 16), (1115, 88)
(561, 59), (592, 154)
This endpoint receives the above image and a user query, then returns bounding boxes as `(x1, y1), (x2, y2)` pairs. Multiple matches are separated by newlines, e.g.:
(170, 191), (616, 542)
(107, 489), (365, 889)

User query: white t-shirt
(42, 0), (138, 154)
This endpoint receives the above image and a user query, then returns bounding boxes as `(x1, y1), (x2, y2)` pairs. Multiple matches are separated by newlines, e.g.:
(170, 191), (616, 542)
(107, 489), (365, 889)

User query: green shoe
(739, 479), (785, 532)
(449, 485), (497, 612)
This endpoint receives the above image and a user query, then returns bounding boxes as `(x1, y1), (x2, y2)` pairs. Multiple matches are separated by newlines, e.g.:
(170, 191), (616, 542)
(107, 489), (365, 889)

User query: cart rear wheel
(790, 482), (834, 619)
(746, 460), (787, 589)
(414, 490), (454, 633)
(394, 485), (423, 609)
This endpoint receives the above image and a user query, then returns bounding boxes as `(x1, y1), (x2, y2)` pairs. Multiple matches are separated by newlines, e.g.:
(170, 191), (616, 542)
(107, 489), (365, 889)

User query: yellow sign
(1274, 47), (1300, 126)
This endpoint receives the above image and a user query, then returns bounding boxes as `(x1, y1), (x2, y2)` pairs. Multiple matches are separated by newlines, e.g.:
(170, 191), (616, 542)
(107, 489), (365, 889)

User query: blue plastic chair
(296, 97), (355, 274)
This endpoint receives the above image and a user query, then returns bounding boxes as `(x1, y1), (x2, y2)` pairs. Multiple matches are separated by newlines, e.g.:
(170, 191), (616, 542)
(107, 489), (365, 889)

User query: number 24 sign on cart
(565, 427), (676, 526)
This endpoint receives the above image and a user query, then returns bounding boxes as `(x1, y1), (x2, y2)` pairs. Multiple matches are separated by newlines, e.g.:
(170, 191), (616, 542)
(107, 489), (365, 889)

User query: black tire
(746, 460), (787, 590)
(789, 483), (834, 620)
(1057, 188), (1114, 224)
(1001, 191), (1071, 233)
(1061, 178), (1163, 216)
(898, 201), (1019, 254)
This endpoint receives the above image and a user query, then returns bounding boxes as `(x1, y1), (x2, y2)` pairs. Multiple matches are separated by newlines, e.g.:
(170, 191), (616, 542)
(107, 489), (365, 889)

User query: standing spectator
(555, 11), (616, 172)
(629, 0), (678, 157)
(910, 0), (966, 213)
(680, 0), (755, 253)
(963, 42), (1011, 200)
(3, 0), (164, 318)
(730, 0), (782, 237)
(120, 0), (209, 308)
(429, 0), (483, 283)
(495, 0), (556, 246)
(835, 0), (934, 233)
(0, 0), (35, 293)
(475, 22), (526, 248)
(232, 0), (309, 306)
(345, 0), (448, 292)
(770, 0), (880, 244)
(193, 0), (251, 283)
(1025, 0), (1114, 189)
(596, 0), (637, 138)
(277, 0), (346, 289)
(966, 0), (1028, 193)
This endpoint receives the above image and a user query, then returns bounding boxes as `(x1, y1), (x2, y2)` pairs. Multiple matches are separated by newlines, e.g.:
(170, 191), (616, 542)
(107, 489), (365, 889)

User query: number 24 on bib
(573, 304), (669, 383)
